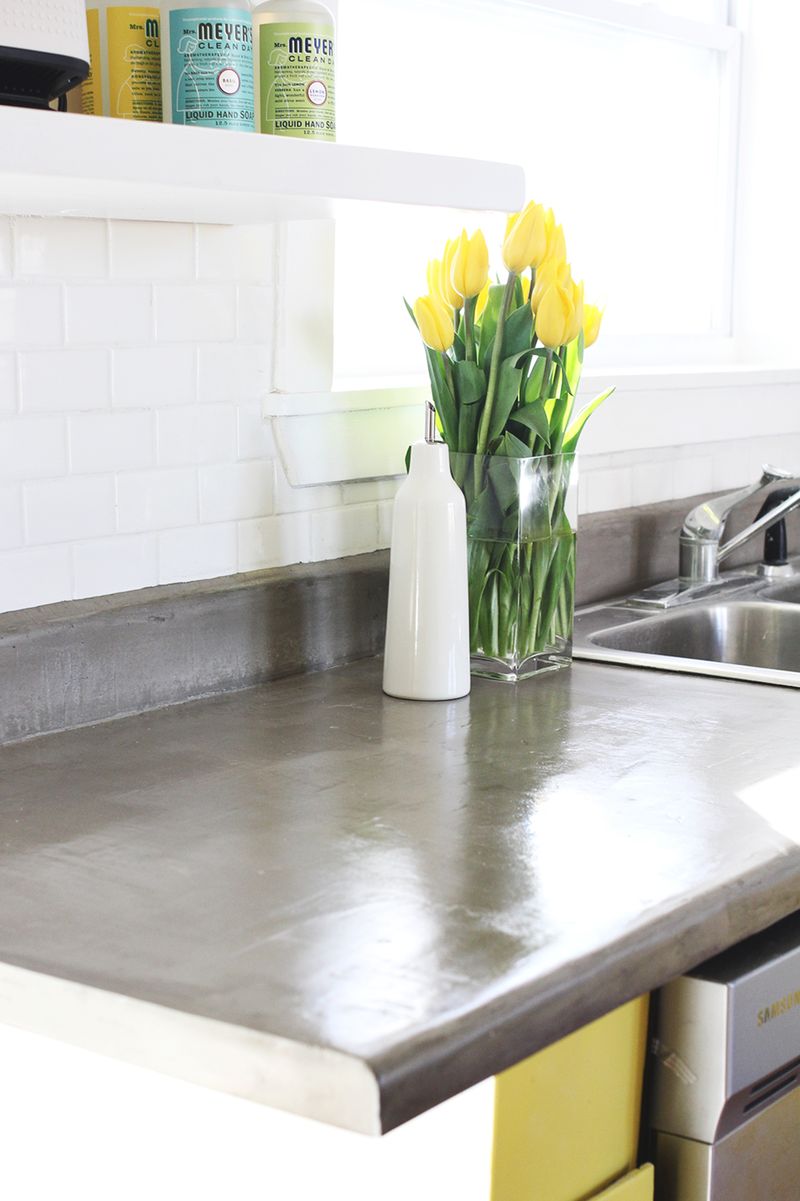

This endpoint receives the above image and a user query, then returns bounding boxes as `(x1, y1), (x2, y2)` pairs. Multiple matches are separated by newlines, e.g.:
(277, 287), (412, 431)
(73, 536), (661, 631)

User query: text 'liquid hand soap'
(161, 0), (254, 130)
(83, 1), (163, 119)
(253, 0), (335, 141)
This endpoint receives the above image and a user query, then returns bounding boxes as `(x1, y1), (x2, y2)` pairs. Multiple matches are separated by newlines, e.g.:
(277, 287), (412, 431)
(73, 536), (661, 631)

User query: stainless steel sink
(762, 579), (800, 604)
(574, 587), (800, 687)
(573, 467), (800, 686)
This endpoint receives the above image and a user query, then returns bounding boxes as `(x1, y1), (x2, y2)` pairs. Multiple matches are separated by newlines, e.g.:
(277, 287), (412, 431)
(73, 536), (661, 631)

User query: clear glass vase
(449, 452), (578, 682)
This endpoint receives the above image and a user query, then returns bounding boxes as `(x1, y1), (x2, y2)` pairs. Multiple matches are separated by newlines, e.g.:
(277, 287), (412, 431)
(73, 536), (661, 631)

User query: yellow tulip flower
(414, 294), (455, 352)
(536, 282), (574, 350)
(426, 257), (445, 307)
(564, 278), (584, 345)
(451, 229), (490, 301)
(475, 279), (491, 320)
(531, 257), (571, 313)
(583, 303), (604, 348)
(502, 200), (547, 274)
(440, 238), (463, 309)
(543, 209), (567, 265)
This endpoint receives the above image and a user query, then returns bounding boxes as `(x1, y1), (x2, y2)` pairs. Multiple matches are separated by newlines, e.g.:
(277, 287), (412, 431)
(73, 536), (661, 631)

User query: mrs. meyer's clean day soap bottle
(83, 1), (162, 120)
(161, 0), (254, 130)
(253, 0), (335, 141)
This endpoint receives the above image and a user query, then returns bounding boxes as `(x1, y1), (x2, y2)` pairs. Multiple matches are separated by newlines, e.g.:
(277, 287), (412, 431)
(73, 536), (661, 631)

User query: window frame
(269, 0), (751, 488)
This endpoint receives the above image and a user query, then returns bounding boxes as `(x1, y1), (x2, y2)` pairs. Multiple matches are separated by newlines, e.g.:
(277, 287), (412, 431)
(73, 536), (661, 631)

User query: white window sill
(265, 364), (800, 487)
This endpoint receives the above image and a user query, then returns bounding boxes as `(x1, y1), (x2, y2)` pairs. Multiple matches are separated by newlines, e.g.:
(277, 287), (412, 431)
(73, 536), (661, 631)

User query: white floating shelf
(0, 107), (525, 225)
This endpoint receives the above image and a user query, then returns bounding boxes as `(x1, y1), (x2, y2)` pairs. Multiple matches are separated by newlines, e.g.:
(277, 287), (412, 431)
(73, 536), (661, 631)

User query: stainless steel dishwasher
(650, 911), (800, 1200)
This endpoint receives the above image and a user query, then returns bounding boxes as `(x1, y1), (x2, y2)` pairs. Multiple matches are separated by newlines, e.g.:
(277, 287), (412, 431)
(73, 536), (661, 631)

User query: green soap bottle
(253, 0), (335, 141)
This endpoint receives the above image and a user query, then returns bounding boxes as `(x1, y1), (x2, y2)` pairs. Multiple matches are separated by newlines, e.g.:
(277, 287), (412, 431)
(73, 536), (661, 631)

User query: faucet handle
(762, 464), (798, 484)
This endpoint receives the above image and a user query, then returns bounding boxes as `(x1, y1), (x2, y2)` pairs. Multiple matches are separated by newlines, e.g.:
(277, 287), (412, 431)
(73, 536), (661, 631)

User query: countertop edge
(0, 960), (383, 1136)
(372, 848), (800, 1132)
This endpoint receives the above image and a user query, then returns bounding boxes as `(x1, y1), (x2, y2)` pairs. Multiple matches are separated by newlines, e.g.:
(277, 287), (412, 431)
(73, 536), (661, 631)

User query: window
(332, 0), (741, 383)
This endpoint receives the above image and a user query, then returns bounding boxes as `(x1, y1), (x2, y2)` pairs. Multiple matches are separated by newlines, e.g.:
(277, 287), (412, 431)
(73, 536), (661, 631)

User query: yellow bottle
(83, 1), (163, 120)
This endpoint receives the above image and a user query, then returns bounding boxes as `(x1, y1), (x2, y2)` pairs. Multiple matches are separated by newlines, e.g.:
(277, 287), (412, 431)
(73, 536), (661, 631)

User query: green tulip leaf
(458, 398), (482, 454)
(488, 355), (524, 443)
(524, 355), (547, 404)
(404, 296), (418, 327)
(497, 430), (531, 458)
(562, 387), (615, 455)
(502, 303), (533, 359)
(477, 285), (506, 366)
(425, 347), (458, 449)
(453, 360), (486, 407)
(404, 445), (412, 473)
(510, 400), (551, 443)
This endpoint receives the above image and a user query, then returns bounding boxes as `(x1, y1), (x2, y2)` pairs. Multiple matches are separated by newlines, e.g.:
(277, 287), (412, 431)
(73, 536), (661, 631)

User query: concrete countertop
(0, 658), (798, 1134)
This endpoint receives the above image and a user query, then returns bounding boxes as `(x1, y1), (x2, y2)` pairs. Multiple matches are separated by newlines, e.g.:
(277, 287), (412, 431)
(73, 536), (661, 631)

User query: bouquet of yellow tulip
(407, 201), (613, 678)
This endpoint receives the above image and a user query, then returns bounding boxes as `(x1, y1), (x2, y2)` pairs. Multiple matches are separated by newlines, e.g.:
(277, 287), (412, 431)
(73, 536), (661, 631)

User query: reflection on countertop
(0, 658), (798, 1133)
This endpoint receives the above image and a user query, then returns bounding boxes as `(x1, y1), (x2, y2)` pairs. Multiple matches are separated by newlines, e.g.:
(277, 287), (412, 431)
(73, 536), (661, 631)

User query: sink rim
(573, 595), (800, 689)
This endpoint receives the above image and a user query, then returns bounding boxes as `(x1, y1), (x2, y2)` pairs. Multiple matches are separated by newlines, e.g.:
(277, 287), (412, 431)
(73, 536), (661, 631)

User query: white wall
(733, 0), (800, 361)
(0, 215), (389, 615)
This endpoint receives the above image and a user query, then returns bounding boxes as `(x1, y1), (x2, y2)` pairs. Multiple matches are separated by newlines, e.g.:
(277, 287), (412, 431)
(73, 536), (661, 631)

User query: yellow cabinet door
(492, 997), (650, 1201)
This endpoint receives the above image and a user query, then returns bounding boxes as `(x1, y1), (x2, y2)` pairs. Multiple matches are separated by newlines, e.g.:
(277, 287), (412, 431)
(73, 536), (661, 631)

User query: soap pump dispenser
(382, 406), (471, 701)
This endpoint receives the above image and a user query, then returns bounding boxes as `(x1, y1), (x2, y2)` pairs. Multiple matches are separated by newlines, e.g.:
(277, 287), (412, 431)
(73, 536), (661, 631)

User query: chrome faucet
(679, 465), (800, 587)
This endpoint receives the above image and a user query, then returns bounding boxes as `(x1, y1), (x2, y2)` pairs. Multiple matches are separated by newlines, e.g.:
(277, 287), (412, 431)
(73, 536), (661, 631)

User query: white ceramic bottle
(383, 431), (471, 702)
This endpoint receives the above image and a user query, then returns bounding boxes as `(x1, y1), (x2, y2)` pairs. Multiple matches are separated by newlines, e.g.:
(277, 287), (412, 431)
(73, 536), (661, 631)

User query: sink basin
(574, 598), (800, 687)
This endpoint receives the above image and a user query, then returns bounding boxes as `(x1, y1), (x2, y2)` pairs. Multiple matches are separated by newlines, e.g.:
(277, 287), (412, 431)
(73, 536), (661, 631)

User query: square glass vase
(450, 452), (578, 682)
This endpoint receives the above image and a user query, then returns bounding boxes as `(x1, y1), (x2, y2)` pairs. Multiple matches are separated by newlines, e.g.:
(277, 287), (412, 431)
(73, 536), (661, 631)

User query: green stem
(464, 295), (477, 362)
(475, 273), (517, 456)
(539, 349), (554, 402)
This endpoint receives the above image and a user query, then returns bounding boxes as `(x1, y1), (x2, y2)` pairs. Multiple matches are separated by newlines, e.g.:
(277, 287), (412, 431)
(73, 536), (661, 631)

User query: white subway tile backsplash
(199, 460), (274, 523)
(73, 533), (159, 600)
(711, 447), (754, 491)
(198, 343), (271, 404)
(582, 467), (634, 515)
(113, 346), (196, 408)
(631, 460), (675, 508)
(0, 353), (17, 413)
(20, 349), (110, 412)
(196, 224), (274, 283)
(237, 402), (277, 461)
(342, 478), (402, 505)
(116, 467), (198, 533)
(0, 485), (23, 549)
(66, 284), (153, 346)
(273, 462), (341, 514)
(154, 284), (236, 343)
(673, 455), (714, 500)
(0, 220), (13, 278)
(310, 503), (378, 561)
(158, 522), (238, 585)
(0, 286), (63, 348)
(237, 285), (273, 343)
(24, 475), (115, 545)
(69, 411), (154, 473)
(0, 416), (67, 480)
(237, 512), (311, 572)
(0, 544), (72, 612)
(15, 218), (108, 279)
(110, 221), (195, 280)
(156, 405), (238, 467)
